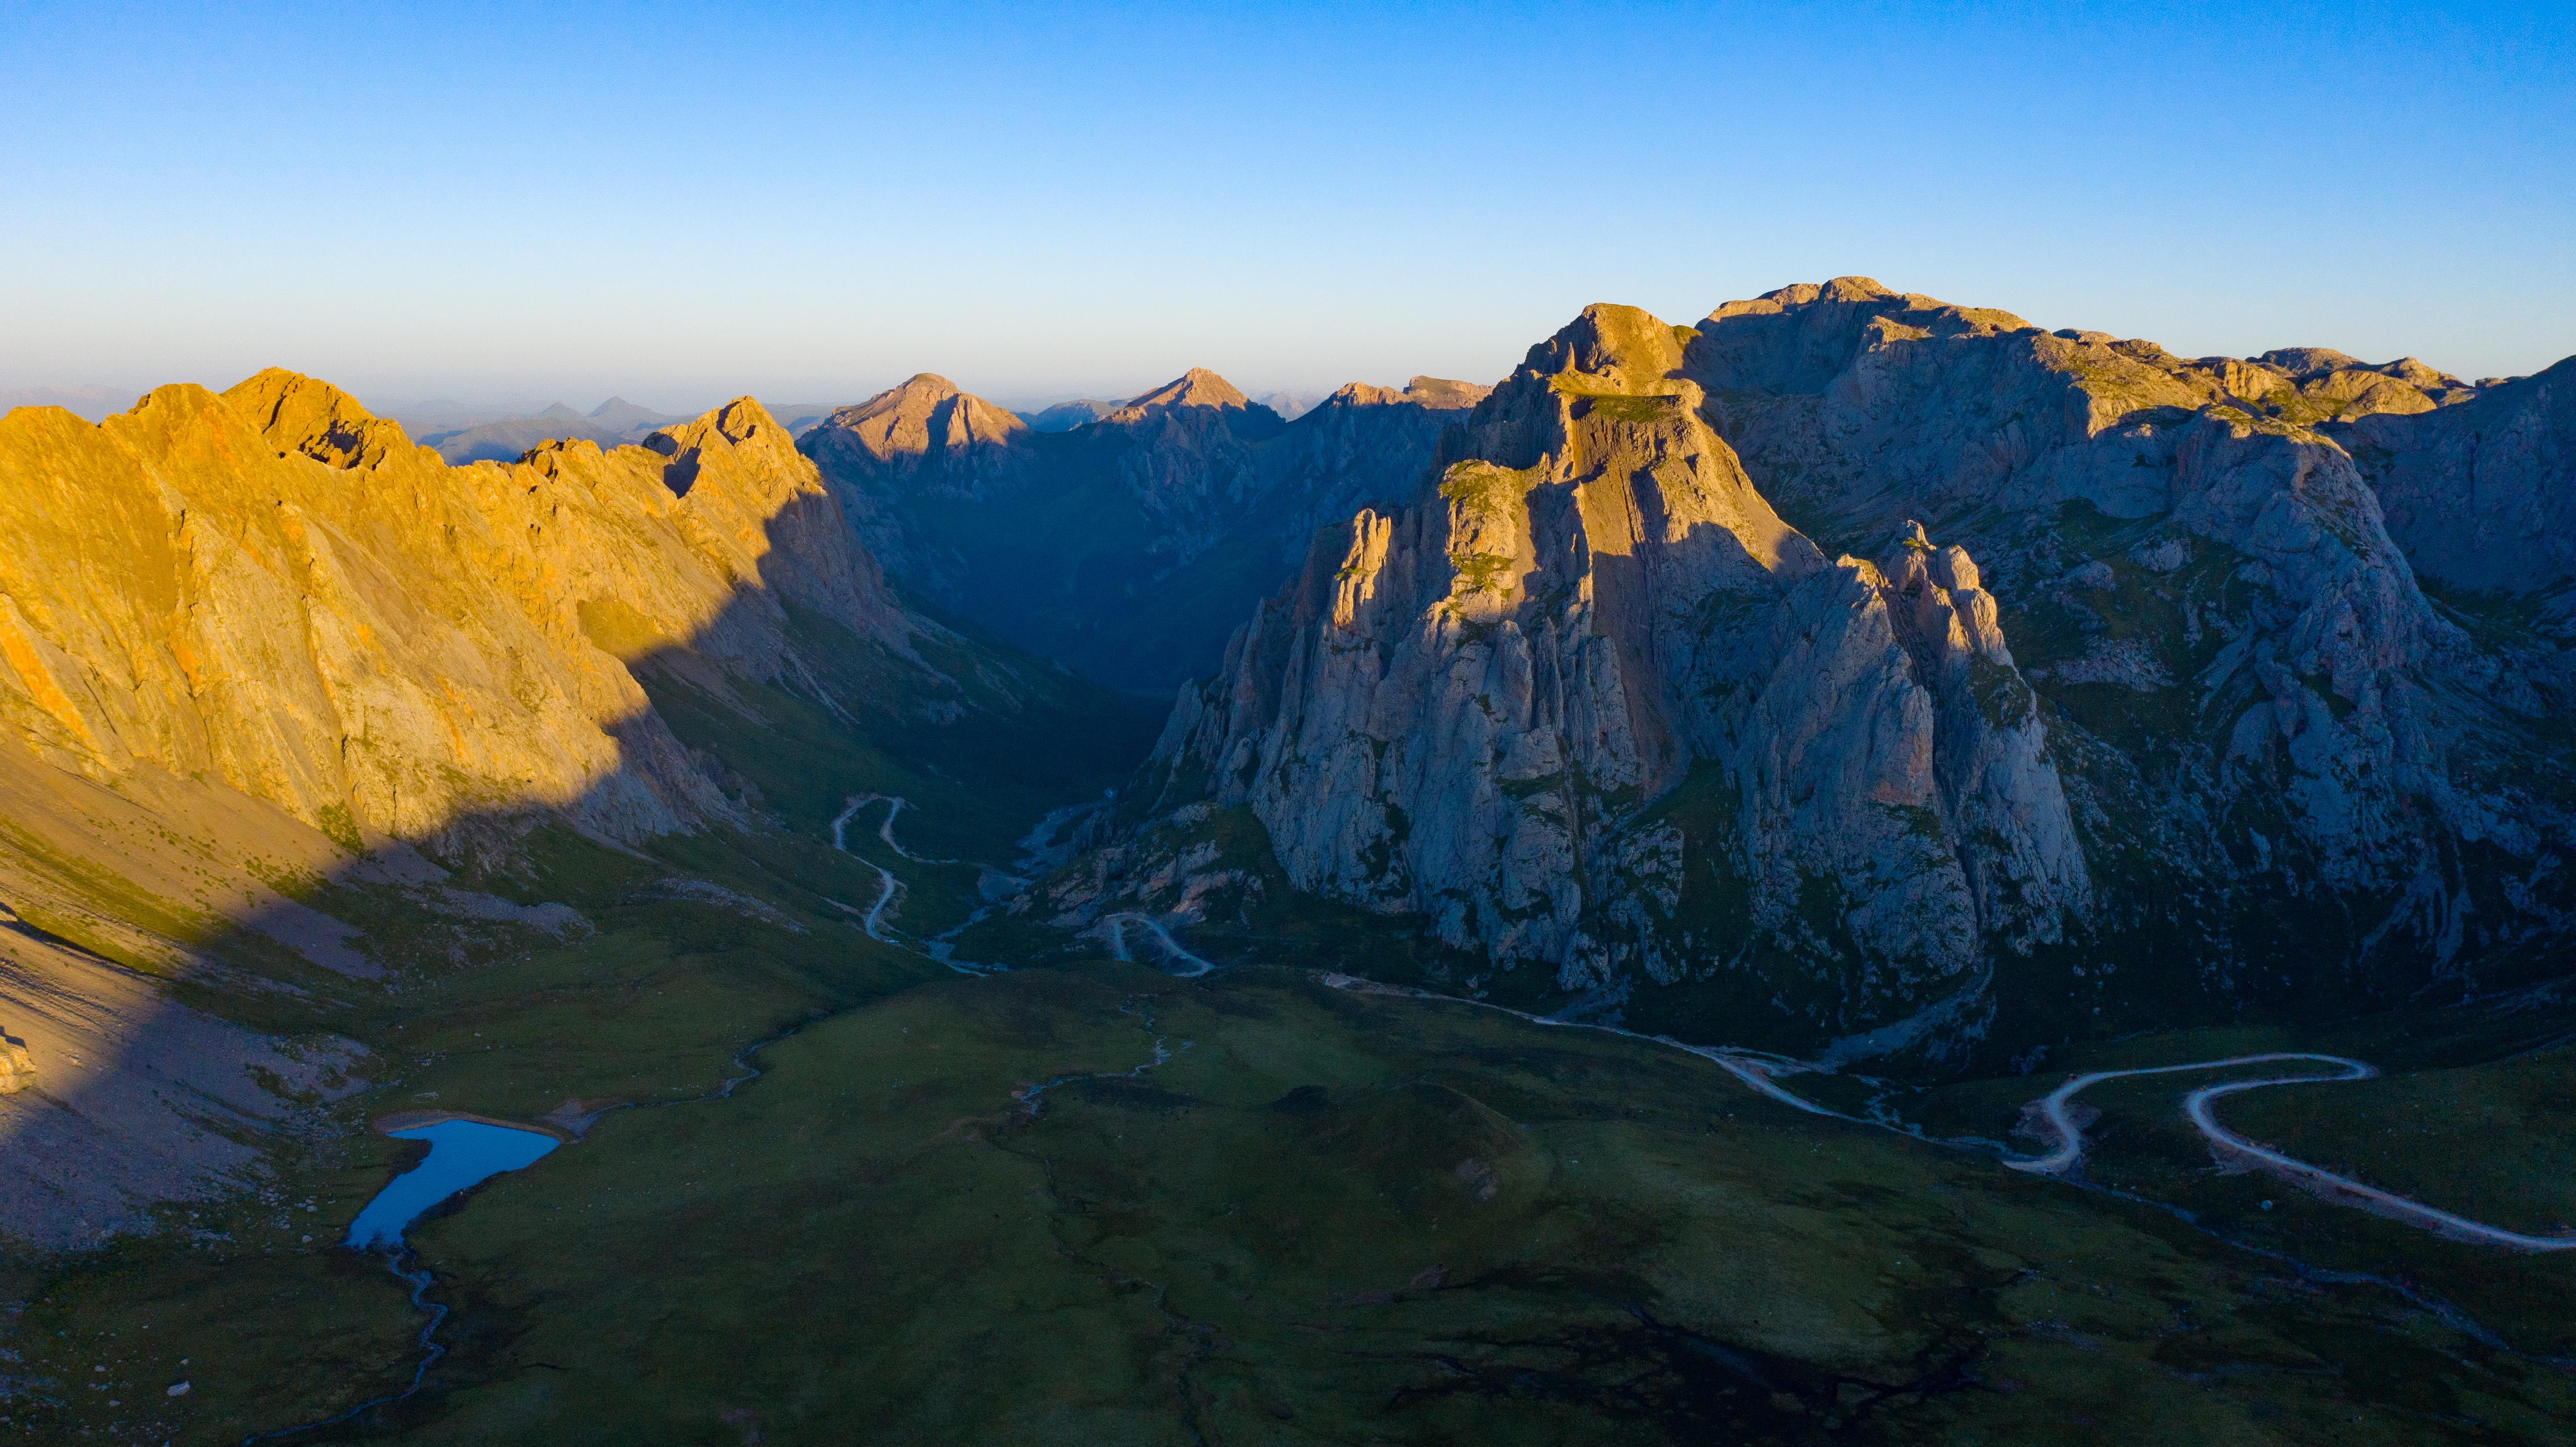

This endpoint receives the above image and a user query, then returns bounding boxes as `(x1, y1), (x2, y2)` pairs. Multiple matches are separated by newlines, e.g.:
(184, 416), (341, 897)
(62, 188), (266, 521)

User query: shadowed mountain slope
(802, 369), (1489, 688)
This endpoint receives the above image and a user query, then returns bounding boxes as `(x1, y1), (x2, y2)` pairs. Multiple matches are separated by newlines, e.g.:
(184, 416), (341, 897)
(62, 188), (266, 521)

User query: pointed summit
(1105, 367), (1258, 424)
(822, 374), (1028, 465)
(220, 368), (416, 470)
(588, 396), (684, 433)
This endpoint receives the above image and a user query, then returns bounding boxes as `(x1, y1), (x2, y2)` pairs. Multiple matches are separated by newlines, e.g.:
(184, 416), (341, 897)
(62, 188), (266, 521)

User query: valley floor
(7, 806), (2573, 1445)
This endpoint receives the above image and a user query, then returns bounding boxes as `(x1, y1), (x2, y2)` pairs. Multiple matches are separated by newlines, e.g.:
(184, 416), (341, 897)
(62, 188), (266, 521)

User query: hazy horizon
(6, 1), (2571, 403)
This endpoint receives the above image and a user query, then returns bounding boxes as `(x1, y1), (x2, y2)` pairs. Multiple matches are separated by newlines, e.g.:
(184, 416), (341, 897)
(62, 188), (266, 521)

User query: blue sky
(3, 0), (2570, 411)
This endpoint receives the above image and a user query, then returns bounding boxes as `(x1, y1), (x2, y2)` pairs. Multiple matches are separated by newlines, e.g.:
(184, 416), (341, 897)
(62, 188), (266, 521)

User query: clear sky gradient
(4, 0), (2570, 413)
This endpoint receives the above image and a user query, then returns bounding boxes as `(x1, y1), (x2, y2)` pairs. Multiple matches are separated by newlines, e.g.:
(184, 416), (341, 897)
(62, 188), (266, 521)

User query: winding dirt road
(1100, 912), (1214, 977)
(1314, 975), (2572, 1253)
(2007, 1052), (2576, 1251)
(829, 797), (904, 942)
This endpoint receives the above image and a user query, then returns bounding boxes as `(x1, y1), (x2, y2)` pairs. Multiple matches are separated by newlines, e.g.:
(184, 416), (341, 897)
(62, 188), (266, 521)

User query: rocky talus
(801, 368), (1486, 687)
(1068, 284), (2572, 1059)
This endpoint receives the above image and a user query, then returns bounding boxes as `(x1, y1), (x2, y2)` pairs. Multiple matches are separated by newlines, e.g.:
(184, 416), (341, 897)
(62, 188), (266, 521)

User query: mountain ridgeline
(0, 371), (1127, 855)
(800, 368), (1490, 688)
(1033, 280), (2574, 1065)
(5, 281), (2576, 1444)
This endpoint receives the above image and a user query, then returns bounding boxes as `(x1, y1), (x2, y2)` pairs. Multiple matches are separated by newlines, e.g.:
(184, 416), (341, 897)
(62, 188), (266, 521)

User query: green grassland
(25, 960), (2576, 1445)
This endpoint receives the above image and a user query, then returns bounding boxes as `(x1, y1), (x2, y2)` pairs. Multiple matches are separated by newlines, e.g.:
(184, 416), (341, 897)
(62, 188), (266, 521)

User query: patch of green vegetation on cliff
(1571, 392), (1684, 425)
(1437, 460), (1525, 523)
(1449, 550), (1515, 596)
(1965, 650), (2035, 730)
(315, 802), (364, 854)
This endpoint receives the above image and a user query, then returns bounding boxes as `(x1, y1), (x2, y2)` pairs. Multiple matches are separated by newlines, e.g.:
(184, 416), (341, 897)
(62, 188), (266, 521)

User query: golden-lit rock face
(0, 370), (910, 848)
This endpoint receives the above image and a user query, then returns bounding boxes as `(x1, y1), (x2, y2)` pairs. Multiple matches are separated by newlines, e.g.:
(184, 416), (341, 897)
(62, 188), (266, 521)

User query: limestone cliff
(1686, 280), (2570, 998)
(1124, 306), (2084, 1040)
(1077, 284), (2570, 1058)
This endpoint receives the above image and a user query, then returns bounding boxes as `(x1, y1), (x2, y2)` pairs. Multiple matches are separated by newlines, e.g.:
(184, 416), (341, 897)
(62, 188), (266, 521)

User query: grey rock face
(1142, 306), (2086, 1041)
(1100, 283), (2573, 1060)
(2340, 357), (2576, 594)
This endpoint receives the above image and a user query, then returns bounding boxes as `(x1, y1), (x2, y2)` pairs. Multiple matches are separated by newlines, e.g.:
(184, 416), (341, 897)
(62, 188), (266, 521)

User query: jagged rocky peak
(1107, 365), (1258, 423)
(1118, 301), (1877, 990)
(222, 367), (422, 470)
(1452, 302), (1816, 587)
(1707, 517), (2086, 1016)
(818, 373), (1029, 464)
(1094, 367), (1288, 446)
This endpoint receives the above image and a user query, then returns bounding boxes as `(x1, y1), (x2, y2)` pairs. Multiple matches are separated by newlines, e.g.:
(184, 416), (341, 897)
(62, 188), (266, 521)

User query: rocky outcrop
(0, 372), (916, 850)
(1133, 306), (2084, 1037)
(1683, 280), (2572, 1022)
(802, 366), (1485, 688)
(0, 1025), (31, 1093)
(1088, 283), (2571, 1057)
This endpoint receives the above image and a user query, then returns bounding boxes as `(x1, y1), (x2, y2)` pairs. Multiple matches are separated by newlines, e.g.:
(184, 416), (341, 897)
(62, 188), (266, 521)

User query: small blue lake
(346, 1121), (560, 1250)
